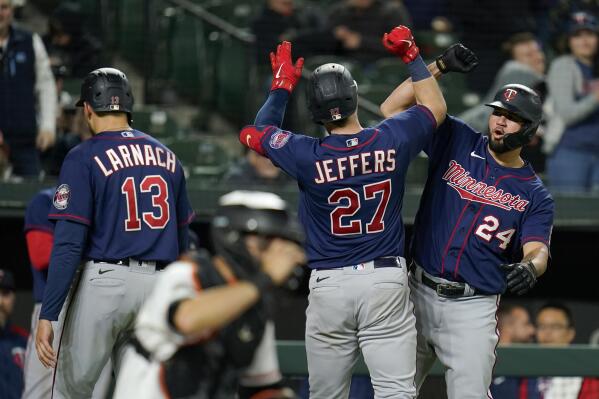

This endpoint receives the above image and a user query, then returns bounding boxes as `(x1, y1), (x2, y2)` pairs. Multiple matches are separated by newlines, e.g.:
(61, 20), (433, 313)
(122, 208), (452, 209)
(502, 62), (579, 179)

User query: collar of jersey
(483, 142), (535, 177)
(93, 129), (139, 138)
(321, 128), (378, 150)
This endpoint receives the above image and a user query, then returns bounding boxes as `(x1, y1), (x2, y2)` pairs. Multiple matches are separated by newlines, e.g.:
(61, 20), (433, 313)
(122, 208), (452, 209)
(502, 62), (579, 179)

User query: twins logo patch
(269, 132), (290, 149)
(53, 184), (71, 210)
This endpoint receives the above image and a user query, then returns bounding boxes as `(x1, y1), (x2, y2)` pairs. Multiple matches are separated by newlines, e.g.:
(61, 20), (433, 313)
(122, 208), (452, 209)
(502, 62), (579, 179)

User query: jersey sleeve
(376, 105), (437, 160)
(241, 125), (315, 180)
(48, 147), (93, 225)
(520, 190), (554, 247)
(175, 163), (195, 227)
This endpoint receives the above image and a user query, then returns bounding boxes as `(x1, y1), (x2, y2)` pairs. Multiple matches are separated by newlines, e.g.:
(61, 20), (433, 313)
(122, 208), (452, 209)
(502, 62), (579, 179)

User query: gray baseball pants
(305, 258), (416, 399)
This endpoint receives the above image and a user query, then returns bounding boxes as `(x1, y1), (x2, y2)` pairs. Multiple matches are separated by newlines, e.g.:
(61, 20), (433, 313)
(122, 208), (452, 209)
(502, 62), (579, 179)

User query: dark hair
(497, 303), (529, 327)
(324, 116), (351, 130)
(502, 32), (538, 58)
(538, 302), (575, 328)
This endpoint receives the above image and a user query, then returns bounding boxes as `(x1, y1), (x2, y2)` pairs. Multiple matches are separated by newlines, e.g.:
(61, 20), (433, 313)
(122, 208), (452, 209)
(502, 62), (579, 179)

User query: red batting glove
(270, 41), (304, 93)
(382, 26), (420, 64)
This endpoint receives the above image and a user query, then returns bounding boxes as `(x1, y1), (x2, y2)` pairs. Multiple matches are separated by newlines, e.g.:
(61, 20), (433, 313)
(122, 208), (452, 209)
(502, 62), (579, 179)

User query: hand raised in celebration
(382, 25), (420, 64)
(270, 41), (304, 93)
(436, 43), (479, 74)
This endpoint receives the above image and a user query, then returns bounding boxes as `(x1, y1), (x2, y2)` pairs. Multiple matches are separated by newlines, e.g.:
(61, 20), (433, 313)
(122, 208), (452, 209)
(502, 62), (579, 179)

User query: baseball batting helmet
(485, 84), (543, 150)
(307, 63), (358, 124)
(211, 191), (304, 274)
(76, 68), (134, 120)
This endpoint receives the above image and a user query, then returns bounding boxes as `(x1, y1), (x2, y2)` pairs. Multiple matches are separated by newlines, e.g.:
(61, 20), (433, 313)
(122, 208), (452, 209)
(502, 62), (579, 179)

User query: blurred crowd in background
(2, 1), (599, 398)
(1, 0), (599, 193)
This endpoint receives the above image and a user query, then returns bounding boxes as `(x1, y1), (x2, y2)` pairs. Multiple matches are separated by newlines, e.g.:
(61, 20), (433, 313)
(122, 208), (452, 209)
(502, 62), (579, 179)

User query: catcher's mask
(211, 191), (304, 275)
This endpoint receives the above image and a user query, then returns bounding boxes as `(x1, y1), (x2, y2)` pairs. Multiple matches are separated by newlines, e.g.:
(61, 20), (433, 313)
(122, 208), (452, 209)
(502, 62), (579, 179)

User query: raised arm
(380, 42), (479, 118)
(381, 26), (446, 125)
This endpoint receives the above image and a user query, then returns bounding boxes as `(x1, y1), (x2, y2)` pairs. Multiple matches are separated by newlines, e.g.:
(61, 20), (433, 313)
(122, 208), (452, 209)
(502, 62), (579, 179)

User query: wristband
(407, 55), (432, 82)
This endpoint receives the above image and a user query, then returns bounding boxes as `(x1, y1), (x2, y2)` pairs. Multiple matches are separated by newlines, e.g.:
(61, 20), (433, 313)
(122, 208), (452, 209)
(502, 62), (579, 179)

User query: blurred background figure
(43, 1), (103, 78)
(535, 302), (599, 398)
(490, 303), (537, 399)
(0, 0), (56, 179)
(446, 0), (538, 94)
(223, 149), (294, 188)
(327, 0), (412, 68)
(498, 303), (536, 345)
(252, 0), (328, 68)
(460, 32), (548, 172)
(0, 269), (28, 399)
(545, 11), (599, 194)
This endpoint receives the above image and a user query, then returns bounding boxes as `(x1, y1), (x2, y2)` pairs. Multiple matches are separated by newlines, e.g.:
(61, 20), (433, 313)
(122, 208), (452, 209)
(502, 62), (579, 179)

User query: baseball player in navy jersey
(22, 188), (110, 399)
(34, 67), (195, 399)
(240, 26), (446, 398)
(380, 52), (554, 398)
(113, 190), (305, 399)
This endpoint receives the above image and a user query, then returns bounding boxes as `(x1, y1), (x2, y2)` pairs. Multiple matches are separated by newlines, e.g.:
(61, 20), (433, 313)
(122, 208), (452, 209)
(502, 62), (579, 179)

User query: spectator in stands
(0, 0), (57, 178)
(224, 148), (294, 187)
(327, 0), (412, 67)
(460, 32), (547, 172)
(447, 0), (537, 93)
(0, 269), (28, 399)
(252, 0), (329, 67)
(43, 2), (103, 78)
(535, 302), (599, 398)
(490, 304), (537, 398)
(545, 12), (599, 193)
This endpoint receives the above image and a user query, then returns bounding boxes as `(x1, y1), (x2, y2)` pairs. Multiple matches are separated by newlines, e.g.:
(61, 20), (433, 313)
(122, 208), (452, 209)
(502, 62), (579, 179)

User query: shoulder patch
(269, 131), (291, 149)
(53, 184), (71, 210)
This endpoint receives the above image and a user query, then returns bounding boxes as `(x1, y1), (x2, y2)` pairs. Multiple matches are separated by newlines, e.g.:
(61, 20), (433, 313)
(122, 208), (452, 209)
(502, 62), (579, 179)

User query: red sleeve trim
(415, 104), (437, 129)
(26, 230), (54, 270)
(240, 126), (274, 156)
(48, 213), (91, 225)
(10, 325), (29, 338)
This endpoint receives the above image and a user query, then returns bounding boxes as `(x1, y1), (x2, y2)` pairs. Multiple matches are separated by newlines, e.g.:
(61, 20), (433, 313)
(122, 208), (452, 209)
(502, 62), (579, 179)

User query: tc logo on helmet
(503, 89), (518, 102)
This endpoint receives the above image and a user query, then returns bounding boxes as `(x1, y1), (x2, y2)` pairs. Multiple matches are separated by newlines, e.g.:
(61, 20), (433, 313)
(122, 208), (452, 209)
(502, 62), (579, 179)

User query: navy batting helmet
(211, 191), (304, 272)
(485, 84), (543, 150)
(307, 63), (358, 124)
(76, 68), (134, 119)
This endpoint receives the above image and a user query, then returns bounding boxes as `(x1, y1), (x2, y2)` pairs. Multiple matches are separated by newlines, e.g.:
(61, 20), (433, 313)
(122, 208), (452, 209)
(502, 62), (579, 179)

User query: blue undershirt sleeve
(39, 220), (88, 321)
(254, 89), (290, 127)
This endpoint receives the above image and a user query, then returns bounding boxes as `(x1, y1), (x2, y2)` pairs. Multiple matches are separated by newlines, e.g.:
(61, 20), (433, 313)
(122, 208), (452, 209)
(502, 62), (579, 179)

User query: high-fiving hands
(270, 41), (304, 93)
(382, 25), (420, 64)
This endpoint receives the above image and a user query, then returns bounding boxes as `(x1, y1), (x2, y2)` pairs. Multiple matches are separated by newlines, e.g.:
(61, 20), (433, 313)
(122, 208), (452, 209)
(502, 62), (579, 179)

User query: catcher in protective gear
(113, 191), (305, 399)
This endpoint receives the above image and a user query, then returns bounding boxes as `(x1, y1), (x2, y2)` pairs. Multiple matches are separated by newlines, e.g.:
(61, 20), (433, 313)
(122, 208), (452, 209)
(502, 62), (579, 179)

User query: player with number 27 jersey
(49, 129), (194, 261)
(246, 107), (435, 268)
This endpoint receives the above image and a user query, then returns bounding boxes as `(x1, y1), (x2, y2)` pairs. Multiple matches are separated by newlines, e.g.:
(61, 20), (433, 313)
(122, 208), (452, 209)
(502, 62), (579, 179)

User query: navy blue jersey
(411, 116), (554, 294)
(23, 188), (55, 302)
(248, 105), (436, 269)
(49, 129), (194, 262)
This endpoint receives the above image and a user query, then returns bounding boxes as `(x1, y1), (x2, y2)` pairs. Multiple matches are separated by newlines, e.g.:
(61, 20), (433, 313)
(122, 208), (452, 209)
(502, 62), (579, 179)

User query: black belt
(92, 258), (168, 270)
(410, 262), (479, 298)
